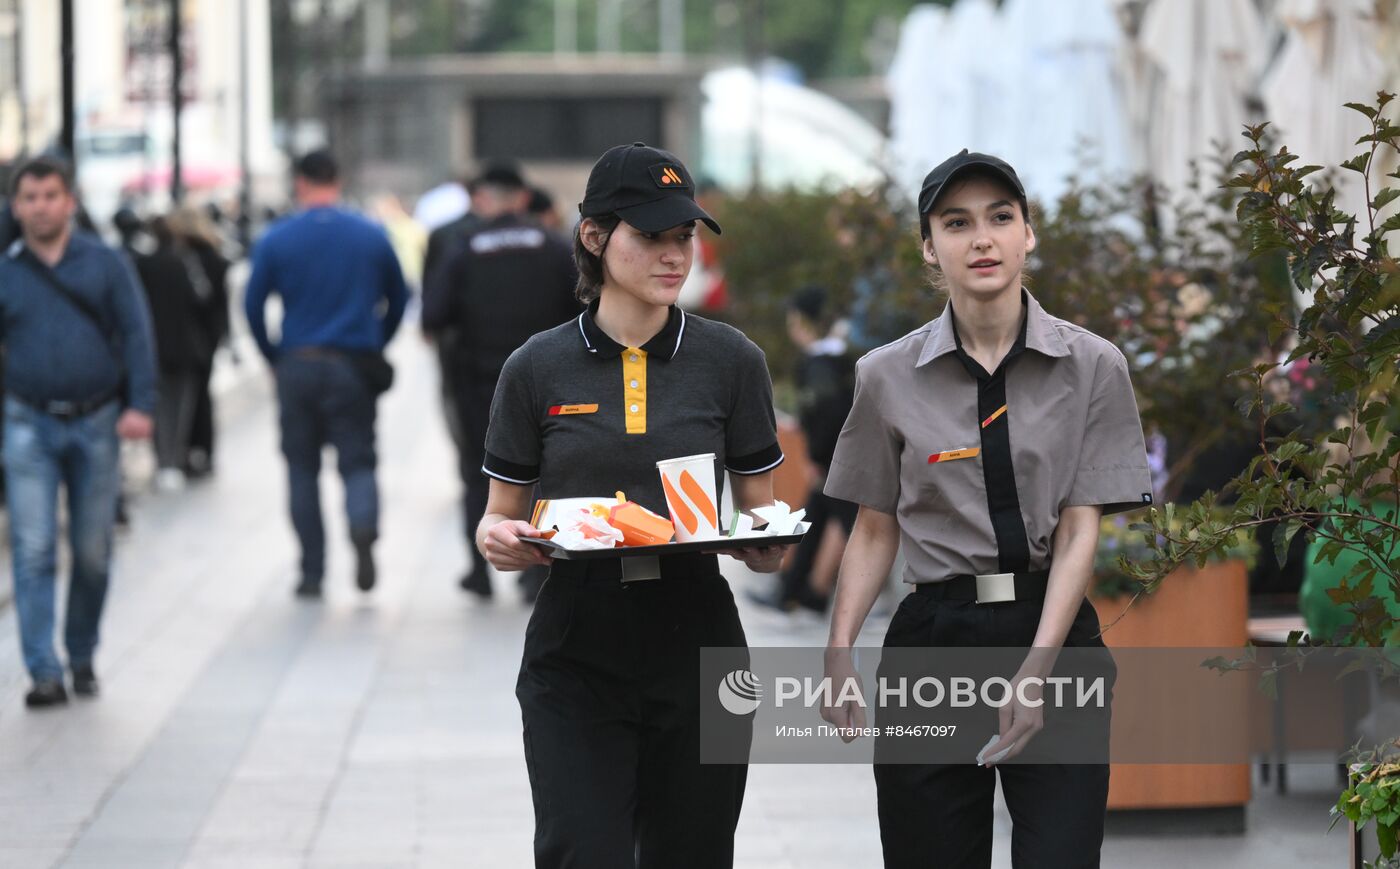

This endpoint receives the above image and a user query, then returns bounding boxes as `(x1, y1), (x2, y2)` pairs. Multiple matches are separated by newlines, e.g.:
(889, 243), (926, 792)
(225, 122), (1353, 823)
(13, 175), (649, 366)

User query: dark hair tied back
(573, 214), (621, 304)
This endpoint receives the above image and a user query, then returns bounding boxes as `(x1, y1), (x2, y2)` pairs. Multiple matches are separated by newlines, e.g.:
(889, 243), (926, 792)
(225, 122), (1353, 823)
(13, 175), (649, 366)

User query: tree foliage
(272, 0), (942, 81)
(1124, 95), (1400, 618)
(1031, 161), (1298, 502)
(1118, 93), (1400, 863)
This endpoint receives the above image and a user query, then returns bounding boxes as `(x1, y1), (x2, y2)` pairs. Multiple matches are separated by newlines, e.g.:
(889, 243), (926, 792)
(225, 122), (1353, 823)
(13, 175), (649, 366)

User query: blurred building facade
(0, 0), (279, 220)
(325, 53), (708, 204)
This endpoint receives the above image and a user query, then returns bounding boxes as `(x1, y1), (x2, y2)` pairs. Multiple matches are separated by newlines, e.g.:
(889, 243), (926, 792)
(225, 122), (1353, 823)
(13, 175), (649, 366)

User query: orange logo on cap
(648, 163), (692, 189)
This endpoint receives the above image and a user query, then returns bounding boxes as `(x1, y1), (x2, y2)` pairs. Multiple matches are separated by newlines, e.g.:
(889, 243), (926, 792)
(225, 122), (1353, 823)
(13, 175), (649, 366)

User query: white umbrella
(1261, 0), (1386, 220)
(1000, 0), (1134, 207)
(1137, 0), (1267, 215)
(1375, 1), (1400, 198)
(700, 67), (890, 193)
(886, 4), (952, 196)
(884, 0), (1015, 198)
(942, 0), (1015, 160)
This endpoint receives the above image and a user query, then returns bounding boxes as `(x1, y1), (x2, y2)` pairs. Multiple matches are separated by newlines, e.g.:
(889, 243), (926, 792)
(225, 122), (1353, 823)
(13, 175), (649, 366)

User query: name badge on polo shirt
(548, 403), (598, 416)
(928, 446), (980, 464)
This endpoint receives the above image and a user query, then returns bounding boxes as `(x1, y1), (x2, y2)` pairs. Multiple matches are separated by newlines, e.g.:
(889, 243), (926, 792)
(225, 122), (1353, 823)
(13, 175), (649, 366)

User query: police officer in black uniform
(476, 143), (788, 869)
(421, 163), (580, 599)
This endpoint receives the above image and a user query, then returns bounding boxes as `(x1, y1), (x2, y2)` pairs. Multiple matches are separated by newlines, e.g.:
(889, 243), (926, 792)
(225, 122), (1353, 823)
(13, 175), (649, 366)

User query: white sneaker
(154, 468), (187, 492)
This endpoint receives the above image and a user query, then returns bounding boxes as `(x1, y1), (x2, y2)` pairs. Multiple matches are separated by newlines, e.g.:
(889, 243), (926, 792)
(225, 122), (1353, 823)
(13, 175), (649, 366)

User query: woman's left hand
(980, 669), (1046, 767)
(711, 543), (788, 573)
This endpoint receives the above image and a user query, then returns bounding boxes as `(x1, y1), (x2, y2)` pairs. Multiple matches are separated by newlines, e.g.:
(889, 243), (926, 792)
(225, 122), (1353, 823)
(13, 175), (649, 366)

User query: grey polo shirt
(483, 303), (784, 518)
(825, 290), (1152, 584)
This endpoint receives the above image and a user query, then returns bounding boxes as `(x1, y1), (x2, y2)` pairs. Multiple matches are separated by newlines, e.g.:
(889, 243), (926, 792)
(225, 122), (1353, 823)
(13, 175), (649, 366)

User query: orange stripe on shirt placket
(981, 405), (1008, 429)
(622, 347), (647, 434)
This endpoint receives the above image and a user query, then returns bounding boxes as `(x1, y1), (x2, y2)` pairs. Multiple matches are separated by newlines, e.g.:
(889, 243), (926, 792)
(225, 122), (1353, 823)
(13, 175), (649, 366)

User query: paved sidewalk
(0, 337), (1352, 867)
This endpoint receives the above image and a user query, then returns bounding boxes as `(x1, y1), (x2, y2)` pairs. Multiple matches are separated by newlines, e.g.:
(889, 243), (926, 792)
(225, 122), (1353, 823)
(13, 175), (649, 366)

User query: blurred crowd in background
(0, 0), (1398, 634)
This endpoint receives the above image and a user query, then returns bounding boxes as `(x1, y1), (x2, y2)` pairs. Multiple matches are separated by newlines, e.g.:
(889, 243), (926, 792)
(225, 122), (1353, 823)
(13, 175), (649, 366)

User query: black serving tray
(524, 529), (807, 560)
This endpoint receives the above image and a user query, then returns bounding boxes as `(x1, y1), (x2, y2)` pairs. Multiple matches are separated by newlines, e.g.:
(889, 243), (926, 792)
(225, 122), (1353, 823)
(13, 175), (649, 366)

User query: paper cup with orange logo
(656, 454), (721, 542)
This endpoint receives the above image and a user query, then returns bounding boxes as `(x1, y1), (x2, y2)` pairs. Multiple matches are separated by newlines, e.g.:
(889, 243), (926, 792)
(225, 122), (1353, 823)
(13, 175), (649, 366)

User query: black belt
(13, 389), (121, 421)
(914, 570), (1050, 603)
(549, 552), (720, 584)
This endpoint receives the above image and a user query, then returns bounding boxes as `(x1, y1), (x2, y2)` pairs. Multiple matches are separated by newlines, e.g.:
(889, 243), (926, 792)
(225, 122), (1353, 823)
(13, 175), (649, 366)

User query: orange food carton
(605, 491), (674, 546)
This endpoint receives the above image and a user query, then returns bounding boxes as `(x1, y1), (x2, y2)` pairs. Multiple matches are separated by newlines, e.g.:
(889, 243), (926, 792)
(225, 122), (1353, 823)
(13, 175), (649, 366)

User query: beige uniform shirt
(824, 291), (1151, 584)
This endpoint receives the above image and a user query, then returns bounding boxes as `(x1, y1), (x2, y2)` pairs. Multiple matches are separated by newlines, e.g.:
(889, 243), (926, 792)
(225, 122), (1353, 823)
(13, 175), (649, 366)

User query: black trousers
(874, 594), (1112, 869)
(188, 359), (215, 465)
(516, 557), (750, 869)
(451, 380), (495, 557)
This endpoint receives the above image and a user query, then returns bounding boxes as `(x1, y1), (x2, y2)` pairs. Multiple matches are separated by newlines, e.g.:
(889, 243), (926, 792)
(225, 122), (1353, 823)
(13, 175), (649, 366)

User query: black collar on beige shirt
(915, 288), (1071, 370)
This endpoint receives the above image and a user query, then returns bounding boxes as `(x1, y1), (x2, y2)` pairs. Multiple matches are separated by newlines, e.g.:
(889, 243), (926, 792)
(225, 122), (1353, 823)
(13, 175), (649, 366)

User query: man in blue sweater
(244, 150), (409, 598)
(0, 156), (158, 709)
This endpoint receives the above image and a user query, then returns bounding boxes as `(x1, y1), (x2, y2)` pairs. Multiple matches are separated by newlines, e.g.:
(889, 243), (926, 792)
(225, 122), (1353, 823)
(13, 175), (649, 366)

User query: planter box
(1091, 559), (1251, 811)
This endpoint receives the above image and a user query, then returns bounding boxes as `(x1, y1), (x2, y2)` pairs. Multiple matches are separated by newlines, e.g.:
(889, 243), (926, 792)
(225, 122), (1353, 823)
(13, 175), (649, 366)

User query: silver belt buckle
(975, 573), (1016, 604)
(621, 556), (662, 583)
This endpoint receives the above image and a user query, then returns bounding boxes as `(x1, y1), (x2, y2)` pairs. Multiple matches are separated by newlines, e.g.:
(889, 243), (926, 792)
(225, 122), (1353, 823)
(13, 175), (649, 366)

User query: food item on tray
(531, 493), (674, 550)
(602, 492), (675, 546)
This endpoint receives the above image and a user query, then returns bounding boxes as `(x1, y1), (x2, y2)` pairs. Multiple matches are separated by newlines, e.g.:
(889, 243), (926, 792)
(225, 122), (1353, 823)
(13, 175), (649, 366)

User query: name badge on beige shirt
(928, 447), (980, 464)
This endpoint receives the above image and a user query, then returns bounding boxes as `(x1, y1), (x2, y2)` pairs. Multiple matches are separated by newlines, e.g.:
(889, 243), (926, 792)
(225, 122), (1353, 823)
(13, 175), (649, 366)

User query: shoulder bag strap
(15, 249), (122, 365)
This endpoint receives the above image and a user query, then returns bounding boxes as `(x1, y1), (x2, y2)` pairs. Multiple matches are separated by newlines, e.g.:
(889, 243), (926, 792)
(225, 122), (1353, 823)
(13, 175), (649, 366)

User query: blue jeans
(3, 397), (121, 682)
(275, 352), (379, 583)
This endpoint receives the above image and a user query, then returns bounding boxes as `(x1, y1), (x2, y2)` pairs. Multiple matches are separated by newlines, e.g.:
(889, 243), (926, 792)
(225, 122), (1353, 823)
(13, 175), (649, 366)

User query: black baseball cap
(579, 142), (721, 235)
(917, 149), (1026, 239)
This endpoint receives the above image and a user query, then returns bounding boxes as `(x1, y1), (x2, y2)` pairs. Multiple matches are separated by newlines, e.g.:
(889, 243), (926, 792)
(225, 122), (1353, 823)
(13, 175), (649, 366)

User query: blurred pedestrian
(368, 193), (428, 289)
(422, 162), (580, 600)
(420, 178), (486, 522)
(421, 178), (483, 286)
(747, 285), (856, 614)
(167, 205), (231, 478)
(244, 150), (409, 598)
(108, 206), (155, 526)
(132, 216), (202, 489)
(526, 186), (563, 231)
(0, 156), (157, 708)
(0, 188), (21, 248)
(0, 174), (21, 499)
(111, 206), (147, 255)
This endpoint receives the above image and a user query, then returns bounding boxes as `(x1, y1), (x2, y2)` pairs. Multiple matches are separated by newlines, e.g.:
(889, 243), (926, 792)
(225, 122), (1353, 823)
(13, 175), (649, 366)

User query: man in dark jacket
(0, 156), (157, 708)
(420, 180), (486, 510)
(421, 163), (580, 599)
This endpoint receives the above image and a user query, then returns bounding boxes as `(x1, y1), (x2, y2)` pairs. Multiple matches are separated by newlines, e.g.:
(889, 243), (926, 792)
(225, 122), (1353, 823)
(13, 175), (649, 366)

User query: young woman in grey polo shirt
(821, 150), (1152, 869)
(475, 143), (788, 869)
